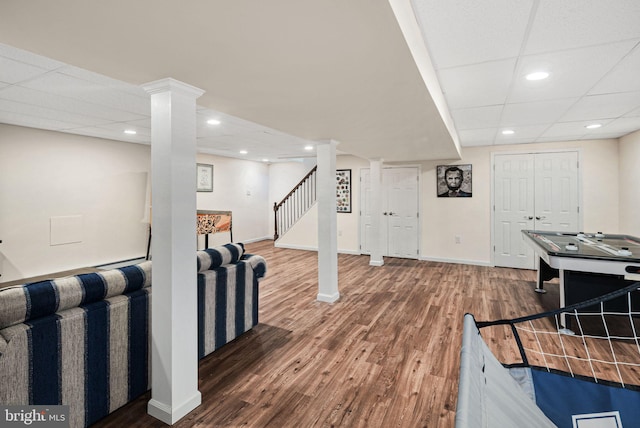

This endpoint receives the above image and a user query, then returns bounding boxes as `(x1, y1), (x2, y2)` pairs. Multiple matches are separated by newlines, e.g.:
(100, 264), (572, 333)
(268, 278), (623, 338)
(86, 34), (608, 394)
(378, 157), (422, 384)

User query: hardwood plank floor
(90, 241), (617, 427)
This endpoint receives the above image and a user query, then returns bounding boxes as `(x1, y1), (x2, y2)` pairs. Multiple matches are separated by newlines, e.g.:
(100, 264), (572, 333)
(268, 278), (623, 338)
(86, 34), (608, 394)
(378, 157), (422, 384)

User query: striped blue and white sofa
(196, 243), (266, 357)
(0, 243), (266, 427)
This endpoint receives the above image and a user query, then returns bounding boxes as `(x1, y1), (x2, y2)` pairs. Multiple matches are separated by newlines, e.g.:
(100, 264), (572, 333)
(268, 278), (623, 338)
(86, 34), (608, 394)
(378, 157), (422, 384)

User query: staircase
(273, 166), (317, 240)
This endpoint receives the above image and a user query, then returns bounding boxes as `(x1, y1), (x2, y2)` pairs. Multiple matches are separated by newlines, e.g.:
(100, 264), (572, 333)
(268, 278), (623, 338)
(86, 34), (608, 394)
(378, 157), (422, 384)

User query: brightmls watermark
(0, 406), (69, 428)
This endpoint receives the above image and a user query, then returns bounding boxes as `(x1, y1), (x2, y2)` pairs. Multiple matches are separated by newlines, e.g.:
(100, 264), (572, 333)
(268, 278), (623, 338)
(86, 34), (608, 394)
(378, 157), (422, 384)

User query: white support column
(142, 78), (204, 425)
(369, 159), (384, 266)
(316, 140), (339, 303)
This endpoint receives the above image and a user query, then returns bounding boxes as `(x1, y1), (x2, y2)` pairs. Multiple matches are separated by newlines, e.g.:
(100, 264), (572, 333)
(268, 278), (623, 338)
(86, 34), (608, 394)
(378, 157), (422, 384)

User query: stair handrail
(273, 165), (317, 240)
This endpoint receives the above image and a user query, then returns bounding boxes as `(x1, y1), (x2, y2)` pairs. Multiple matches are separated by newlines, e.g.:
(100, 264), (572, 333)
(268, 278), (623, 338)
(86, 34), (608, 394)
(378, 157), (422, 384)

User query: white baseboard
(148, 391), (202, 425)
(95, 256), (146, 270)
(241, 236), (273, 244)
(274, 242), (318, 252)
(338, 249), (361, 255)
(317, 292), (340, 303)
(274, 242), (360, 255)
(419, 256), (492, 267)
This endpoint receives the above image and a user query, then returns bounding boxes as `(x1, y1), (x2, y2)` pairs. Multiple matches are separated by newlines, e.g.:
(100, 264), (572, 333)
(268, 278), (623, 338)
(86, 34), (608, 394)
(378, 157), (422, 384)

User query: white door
(534, 152), (579, 233)
(493, 151), (579, 269)
(494, 154), (536, 269)
(360, 167), (419, 258)
(385, 168), (419, 258)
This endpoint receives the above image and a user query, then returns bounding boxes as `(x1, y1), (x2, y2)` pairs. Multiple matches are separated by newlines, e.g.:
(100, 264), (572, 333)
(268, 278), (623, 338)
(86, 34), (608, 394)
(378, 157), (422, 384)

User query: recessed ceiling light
(262, 158), (269, 162)
(585, 123), (602, 129)
(207, 119), (221, 125)
(501, 129), (515, 135)
(124, 129), (137, 135)
(304, 145), (314, 151)
(239, 150), (248, 155)
(525, 71), (549, 81)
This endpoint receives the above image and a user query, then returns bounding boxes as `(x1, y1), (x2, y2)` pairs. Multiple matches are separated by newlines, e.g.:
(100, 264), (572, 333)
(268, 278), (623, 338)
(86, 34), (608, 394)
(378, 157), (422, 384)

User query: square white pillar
(142, 78), (204, 425)
(369, 159), (384, 266)
(316, 140), (339, 303)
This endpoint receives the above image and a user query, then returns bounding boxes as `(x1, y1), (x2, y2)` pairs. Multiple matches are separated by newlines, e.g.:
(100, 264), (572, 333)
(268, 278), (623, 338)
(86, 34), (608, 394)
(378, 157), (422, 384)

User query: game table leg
(557, 270), (575, 334)
(535, 258), (558, 294)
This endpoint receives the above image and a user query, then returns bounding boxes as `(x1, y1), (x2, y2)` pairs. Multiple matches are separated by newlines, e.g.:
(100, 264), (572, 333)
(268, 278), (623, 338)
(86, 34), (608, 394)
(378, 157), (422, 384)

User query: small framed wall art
(196, 163), (214, 192)
(336, 169), (352, 213)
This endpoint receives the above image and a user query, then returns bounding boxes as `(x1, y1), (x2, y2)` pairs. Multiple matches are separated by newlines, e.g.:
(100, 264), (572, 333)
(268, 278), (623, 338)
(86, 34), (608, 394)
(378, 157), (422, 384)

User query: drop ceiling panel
(625, 106), (640, 117)
(600, 117), (640, 135)
(561, 91), (640, 122)
(65, 126), (149, 144)
(94, 122), (151, 138)
(0, 56), (50, 84)
(494, 137), (541, 146)
(0, 98), (109, 128)
(438, 58), (516, 109)
(197, 121), (254, 138)
(410, 1), (640, 147)
(508, 41), (636, 103)
(524, 0), (640, 54)
(121, 118), (151, 129)
(500, 98), (577, 126)
(0, 110), (84, 131)
(495, 124), (548, 142)
(539, 122), (593, 139)
(0, 85), (147, 123)
(0, 43), (64, 70)
(58, 65), (149, 99)
(20, 72), (149, 115)
(589, 45), (640, 95)
(411, 0), (533, 69)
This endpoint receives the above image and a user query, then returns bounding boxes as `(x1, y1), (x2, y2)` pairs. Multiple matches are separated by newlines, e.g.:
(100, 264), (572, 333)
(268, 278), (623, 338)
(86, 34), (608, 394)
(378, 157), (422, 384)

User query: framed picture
(336, 169), (352, 213)
(437, 164), (472, 197)
(196, 163), (213, 192)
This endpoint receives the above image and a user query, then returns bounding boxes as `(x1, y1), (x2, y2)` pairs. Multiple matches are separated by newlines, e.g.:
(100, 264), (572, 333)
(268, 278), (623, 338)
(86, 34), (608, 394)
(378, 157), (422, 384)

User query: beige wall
(271, 155), (369, 254)
(419, 139), (620, 265)
(196, 152), (271, 248)
(0, 124), (151, 282)
(619, 130), (640, 236)
(0, 124), (272, 283)
(5, 122), (631, 282)
(276, 138), (624, 265)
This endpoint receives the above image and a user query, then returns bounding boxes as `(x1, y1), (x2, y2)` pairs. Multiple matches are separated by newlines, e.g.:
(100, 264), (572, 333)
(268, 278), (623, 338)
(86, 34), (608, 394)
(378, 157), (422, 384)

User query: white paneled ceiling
(0, 43), (315, 163)
(0, 0), (639, 156)
(412, 0), (640, 146)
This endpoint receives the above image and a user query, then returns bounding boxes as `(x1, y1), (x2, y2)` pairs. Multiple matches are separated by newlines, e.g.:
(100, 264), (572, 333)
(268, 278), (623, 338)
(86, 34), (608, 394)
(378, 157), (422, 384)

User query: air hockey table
(522, 230), (640, 331)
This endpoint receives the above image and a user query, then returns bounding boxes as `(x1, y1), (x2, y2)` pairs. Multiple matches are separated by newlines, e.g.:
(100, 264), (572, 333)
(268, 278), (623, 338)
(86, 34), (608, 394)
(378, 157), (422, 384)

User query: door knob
(523, 216), (533, 220)
(389, 212), (395, 216)
(383, 212), (388, 216)
(535, 216), (546, 220)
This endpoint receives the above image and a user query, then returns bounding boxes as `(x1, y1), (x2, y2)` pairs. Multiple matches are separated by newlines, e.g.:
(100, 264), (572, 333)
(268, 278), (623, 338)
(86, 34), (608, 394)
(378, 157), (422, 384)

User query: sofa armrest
(242, 254), (267, 278)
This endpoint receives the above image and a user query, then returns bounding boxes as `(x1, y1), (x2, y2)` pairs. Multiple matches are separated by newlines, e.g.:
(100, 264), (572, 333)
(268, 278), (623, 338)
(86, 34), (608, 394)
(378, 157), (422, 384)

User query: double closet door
(494, 151), (580, 269)
(360, 167), (419, 259)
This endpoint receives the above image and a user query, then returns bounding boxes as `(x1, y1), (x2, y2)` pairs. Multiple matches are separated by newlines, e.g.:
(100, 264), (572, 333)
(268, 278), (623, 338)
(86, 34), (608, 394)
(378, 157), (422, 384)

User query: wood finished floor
(92, 241), (571, 427)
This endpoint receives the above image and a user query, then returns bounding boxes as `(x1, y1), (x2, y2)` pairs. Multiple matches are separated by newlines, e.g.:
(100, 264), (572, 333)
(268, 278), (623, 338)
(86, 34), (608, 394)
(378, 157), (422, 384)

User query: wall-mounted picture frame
(437, 164), (472, 197)
(197, 163), (213, 192)
(336, 169), (352, 213)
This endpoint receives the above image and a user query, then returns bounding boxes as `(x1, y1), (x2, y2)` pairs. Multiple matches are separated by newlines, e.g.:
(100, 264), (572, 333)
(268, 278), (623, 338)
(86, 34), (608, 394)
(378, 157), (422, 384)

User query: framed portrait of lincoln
(437, 164), (472, 197)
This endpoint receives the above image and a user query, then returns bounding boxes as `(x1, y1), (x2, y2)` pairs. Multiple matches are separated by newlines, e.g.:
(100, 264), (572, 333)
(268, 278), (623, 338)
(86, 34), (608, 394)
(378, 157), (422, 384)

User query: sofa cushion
(196, 243), (245, 273)
(0, 261), (151, 330)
